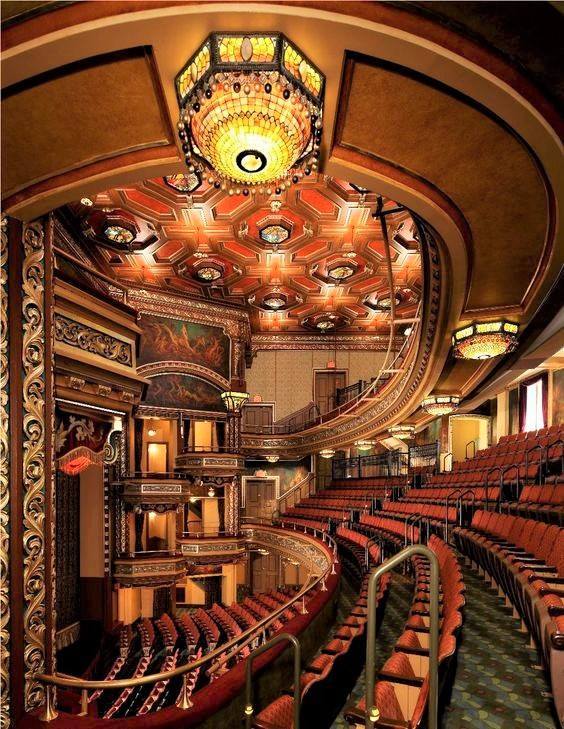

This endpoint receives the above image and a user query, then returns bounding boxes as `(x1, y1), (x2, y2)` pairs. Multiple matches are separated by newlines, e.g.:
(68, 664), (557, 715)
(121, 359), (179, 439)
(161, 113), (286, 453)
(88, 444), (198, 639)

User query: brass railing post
(38, 686), (58, 722)
(364, 545), (439, 729)
(244, 633), (301, 729)
(79, 688), (89, 716)
(177, 673), (193, 709)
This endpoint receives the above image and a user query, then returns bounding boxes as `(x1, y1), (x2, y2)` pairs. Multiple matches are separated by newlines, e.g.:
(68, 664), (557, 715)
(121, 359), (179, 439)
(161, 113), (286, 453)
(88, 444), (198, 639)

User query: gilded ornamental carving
(54, 313), (133, 365)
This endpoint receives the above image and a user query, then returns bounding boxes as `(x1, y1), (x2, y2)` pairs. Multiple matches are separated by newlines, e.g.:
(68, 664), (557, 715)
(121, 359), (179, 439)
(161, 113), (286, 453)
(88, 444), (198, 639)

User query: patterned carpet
(331, 561), (558, 728)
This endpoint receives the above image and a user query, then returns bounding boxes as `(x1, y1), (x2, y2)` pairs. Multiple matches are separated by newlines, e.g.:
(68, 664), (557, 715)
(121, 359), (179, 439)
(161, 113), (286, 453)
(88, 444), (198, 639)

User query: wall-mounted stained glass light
(452, 320), (519, 360)
(175, 33), (325, 193)
(221, 391), (250, 412)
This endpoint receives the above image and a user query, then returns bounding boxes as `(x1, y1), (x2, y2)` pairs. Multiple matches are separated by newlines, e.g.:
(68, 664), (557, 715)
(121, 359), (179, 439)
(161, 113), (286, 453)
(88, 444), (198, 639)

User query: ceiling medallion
(421, 395), (461, 416)
(388, 424), (415, 440)
(260, 223), (290, 245)
(175, 33), (325, 193)
(452, 320), (519, 360)
(319, 448), (335, 459)
(164, 172), (202, 193)
(301, 311), (348, 333)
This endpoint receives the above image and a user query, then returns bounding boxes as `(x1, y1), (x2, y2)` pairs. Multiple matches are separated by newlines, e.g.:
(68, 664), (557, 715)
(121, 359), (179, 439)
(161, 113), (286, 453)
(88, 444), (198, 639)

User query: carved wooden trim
(55, 313), (133, 365)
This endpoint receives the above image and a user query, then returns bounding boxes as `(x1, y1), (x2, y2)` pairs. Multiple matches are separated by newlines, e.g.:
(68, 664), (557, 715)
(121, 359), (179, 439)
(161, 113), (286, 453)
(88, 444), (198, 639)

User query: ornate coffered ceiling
(64, 175), (422, 334)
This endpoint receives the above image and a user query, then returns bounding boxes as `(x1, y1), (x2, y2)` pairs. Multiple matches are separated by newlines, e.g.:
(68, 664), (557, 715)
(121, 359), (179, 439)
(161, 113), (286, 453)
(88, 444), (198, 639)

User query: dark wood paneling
(79, 578), (104, 623)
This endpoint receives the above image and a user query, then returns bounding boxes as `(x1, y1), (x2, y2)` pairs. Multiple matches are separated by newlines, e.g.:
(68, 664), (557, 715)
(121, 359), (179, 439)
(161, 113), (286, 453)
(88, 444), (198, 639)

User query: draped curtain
(519, 372), (548, 433)
(55, 409), (112, 475)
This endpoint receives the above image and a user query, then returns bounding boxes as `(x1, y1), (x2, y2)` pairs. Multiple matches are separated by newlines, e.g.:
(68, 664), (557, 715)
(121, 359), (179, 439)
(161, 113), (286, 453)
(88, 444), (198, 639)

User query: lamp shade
(221, 391), (250, 412)
(452, 320), (519, 360)
(421, 395), (460, 416)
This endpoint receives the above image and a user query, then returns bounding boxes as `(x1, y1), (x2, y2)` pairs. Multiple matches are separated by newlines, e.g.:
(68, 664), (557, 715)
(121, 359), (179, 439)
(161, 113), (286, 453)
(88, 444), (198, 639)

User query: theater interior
(1, 2), (563, 728)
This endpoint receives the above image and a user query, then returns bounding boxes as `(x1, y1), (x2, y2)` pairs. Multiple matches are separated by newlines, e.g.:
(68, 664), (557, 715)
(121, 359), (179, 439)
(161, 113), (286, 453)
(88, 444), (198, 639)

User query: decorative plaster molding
(250, 333), (403, 352)
(55, 313), (132, 365)
(137, 360), (230, 390)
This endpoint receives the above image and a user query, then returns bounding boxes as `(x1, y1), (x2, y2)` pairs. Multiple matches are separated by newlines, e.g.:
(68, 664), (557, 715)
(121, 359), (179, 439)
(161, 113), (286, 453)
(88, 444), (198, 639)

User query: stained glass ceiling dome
(175, 33), (325, 192)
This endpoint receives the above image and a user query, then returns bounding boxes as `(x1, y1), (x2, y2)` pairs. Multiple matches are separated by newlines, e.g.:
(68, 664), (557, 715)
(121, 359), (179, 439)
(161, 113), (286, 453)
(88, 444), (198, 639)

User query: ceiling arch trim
(136, 360), (230, 391)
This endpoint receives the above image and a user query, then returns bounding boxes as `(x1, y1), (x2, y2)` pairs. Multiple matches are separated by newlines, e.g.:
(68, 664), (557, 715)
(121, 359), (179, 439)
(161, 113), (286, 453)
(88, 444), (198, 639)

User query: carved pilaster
(21, 220), (48, 711)
(0, 214), (10, 727)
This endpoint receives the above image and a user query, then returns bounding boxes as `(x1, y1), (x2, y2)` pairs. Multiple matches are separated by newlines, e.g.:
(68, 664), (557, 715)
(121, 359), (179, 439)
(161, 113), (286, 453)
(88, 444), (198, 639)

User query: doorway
(251, 552), (280, 593)
(147, 442), (168, 472)
(315, 370), (346, 415)
(242, 476), (279, 521)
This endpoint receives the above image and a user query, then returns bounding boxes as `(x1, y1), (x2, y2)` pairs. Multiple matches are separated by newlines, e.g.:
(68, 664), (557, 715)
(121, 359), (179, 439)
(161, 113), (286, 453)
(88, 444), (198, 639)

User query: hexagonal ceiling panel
(65, 175), (422, 333)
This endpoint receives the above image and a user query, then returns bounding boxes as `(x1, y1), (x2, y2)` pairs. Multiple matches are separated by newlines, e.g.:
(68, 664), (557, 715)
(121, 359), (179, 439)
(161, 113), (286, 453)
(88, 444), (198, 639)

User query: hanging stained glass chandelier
(452, 320), (519, 360)
(421, 395), (460, 416)
(388, 424), (415, 440)
(355, 440), (375, 452)
(319, 449), (335, 459)
(175, 33), (325, 194)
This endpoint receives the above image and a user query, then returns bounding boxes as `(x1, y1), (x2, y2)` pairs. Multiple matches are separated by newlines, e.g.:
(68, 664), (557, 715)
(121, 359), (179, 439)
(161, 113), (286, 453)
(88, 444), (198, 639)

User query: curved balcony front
(113, 551), (187, 588)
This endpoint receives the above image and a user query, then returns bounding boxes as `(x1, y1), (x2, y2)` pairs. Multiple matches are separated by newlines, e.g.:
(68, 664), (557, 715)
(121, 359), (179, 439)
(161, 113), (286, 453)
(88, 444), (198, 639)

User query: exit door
(244, 478), (278, 521)
(315, 370), (346, 415)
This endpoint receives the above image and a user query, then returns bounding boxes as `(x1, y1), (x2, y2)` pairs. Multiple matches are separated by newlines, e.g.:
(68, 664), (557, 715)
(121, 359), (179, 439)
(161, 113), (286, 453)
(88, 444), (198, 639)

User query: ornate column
(3, 215), (56, 724)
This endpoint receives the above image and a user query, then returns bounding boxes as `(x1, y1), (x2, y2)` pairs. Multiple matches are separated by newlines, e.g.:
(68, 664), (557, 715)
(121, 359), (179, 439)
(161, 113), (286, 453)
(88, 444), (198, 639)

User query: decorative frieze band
(54, 313), (132, 366)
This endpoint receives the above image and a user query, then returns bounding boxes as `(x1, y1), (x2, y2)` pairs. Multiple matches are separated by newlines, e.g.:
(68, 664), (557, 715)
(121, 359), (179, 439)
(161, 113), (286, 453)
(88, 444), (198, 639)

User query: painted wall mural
(245, 458), (311, 494)
(138, 314), (230, 379)
(144, 374), (224, 412)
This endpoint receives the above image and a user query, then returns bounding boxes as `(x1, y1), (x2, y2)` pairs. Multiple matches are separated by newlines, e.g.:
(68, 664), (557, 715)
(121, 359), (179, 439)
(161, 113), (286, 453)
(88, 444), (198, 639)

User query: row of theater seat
(344, 536), (465, 728)
(254, 526), (391, 728)
(92, 589), (303, 718)
(506, 484), (564, 522)
(453, 511), (564, 726)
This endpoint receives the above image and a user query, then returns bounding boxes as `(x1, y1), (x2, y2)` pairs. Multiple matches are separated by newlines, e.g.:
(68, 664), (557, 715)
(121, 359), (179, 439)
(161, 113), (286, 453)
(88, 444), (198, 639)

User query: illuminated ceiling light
(147, 428), (157, 437)
(319, 449), (335, 459)
(266, 455), (279, 463)
(260, 224), (290, 244)
(317, 320), (335, 331)
(264, 295), (286, 310)
(164, 172), (201, 193)
(377, 294), (401, 310)
(80, 197), (94, 207)
(327, 264), (355, 281)
(257, 548), (270, 556)
(175, 33), (325, 191)
(355, 440), (375, 452)
(452, 320), (519, 360)
(208, 487), (216, 497)
(221, 391), (250, 412)
(421, 395), (461, 416)
(189, 496), (198, 503)
(196, 265), (222, 282)
(403, 326), (413, 337)
(104, 224), (135, 245)
(388, 424), (415, 440)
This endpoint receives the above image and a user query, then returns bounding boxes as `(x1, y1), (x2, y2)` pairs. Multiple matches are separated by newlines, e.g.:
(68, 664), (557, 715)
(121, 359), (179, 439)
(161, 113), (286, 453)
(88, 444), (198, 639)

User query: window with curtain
(523, 378), (546, 432)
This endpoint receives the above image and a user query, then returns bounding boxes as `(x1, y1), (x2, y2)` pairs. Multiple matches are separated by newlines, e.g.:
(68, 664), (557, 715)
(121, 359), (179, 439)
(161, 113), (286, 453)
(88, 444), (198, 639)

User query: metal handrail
(275, 473), (315, 517)
(244, 633), (301, 729)
(465, 440), (477, 459)
(35, 524), (335, 720)
(364, 545), (439, 729)
(444, 488), (464, 544)
(441, 452), (453, 472)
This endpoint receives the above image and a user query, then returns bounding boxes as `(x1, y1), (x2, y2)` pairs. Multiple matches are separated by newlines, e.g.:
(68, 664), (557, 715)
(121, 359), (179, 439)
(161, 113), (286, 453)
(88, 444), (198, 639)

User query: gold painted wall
(79, 465), (104, 578)
(246, 349), (389, 420)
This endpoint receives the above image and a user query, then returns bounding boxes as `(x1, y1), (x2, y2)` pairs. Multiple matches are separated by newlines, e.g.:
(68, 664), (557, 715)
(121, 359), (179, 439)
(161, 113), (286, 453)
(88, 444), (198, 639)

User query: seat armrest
(394, 645), (429, 657)
(377, 672), (424, 687)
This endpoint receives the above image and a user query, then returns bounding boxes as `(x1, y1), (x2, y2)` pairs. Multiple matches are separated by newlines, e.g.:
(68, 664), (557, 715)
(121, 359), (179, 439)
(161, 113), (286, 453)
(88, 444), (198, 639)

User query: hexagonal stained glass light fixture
(104, 224), (135, 245)
(452, 320), (519, 360)
(164, 172), (201, 193)
(327, 263), (355, 281)
(260, 224), (290, 245)
(175, 33), (325, 192)
(263, 294), (287, 310)
(195, 264), (223, 282)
